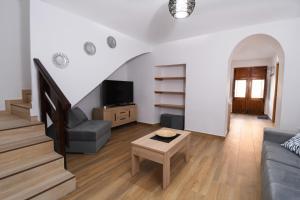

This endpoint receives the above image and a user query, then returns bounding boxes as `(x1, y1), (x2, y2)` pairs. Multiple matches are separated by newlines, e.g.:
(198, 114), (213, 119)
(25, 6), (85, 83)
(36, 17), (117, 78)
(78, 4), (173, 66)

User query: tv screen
(102, 80), (134, 106)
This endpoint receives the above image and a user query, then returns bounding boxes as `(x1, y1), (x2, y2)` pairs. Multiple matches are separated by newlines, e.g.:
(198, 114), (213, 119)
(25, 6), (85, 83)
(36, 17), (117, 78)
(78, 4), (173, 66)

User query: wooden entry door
(232, 67), (267, 115)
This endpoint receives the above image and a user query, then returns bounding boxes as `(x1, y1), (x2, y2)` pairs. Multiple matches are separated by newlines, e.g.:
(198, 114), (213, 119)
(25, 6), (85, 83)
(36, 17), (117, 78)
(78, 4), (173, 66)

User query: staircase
(5, 90), (36, 121)
(0, 90), (76, 199)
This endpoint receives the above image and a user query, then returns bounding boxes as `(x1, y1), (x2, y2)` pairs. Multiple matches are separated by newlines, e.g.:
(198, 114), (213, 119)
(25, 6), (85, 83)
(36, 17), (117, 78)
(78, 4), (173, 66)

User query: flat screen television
(102, 80), (134, 106)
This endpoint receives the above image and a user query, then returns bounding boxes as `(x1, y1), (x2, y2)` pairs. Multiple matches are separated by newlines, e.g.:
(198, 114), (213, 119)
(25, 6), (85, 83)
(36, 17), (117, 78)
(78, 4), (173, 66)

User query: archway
(227, 34), (285, 127)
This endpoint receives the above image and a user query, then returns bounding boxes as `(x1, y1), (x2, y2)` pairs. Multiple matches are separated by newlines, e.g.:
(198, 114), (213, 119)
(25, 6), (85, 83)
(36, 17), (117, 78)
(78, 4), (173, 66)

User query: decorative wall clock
(84, 42), (97, 55)
(107, 36), (117, 49)
(52, 52), (69, 69)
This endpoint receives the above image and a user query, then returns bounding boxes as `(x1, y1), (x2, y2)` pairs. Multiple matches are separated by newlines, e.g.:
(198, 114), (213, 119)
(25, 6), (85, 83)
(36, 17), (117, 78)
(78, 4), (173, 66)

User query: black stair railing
(33, 58), (71, 168)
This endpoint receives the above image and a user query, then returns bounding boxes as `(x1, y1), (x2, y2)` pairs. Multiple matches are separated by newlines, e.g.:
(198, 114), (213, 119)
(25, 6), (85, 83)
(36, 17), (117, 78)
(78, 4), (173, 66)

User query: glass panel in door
(234, 80), (247, 98)
(251, 80), (265, 98)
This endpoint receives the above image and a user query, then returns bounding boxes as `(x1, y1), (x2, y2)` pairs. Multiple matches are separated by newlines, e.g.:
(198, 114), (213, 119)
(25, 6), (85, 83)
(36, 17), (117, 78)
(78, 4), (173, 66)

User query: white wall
(107, 63), (128, 81)
(231, 58), (273, 69)
(127, 54), (158, 124)
(0, 0), (31, 110)
(75, 63), (129, 119)
(125, 18), (300, 136)
(30, 0), (151, 117)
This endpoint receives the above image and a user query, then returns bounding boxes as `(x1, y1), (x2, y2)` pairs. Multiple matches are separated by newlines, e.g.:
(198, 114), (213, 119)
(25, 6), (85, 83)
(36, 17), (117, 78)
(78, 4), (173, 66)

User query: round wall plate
(52, 52), (69, 69)
(107, 36), (117, 49)
(84, 42), (96, 55)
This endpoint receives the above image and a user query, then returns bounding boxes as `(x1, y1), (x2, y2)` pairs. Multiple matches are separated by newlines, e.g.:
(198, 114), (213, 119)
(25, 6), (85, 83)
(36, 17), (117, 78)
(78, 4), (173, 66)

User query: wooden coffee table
(131, 128), (191, 189)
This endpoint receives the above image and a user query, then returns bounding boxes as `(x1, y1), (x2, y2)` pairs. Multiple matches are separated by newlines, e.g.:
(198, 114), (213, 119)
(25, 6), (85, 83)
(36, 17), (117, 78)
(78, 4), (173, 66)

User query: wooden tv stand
(92, 105), (137, 128)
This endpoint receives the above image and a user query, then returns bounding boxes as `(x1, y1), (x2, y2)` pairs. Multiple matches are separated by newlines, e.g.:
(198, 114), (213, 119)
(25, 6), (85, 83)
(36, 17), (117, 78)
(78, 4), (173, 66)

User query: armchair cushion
(67, 120), (112, 141)
(67, 107), (88, 129)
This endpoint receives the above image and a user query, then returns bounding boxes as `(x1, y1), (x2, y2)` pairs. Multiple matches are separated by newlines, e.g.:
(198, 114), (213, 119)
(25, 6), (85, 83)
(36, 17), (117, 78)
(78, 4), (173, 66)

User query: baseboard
(185, 129), (226, 138)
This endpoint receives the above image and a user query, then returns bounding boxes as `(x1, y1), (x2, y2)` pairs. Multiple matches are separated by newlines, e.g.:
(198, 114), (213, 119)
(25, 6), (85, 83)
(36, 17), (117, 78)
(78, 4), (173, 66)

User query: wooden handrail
(34, 59), (71, 109)
(33, 58), (71, 168)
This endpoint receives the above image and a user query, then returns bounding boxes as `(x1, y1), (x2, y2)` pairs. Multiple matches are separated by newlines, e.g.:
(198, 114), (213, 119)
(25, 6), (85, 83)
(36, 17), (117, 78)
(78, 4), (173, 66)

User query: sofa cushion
(68, 120), (112, 141)
(281, 133), (300, 156)
(263, 141), (300, 169)
(264, 160), (300, 189)
(67, 107), (88, 129)
(264, 182), (300, 200)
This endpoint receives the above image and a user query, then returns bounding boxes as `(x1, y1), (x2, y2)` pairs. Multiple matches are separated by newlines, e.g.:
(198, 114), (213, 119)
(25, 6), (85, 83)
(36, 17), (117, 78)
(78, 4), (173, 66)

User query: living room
(1, 0), (300, 199)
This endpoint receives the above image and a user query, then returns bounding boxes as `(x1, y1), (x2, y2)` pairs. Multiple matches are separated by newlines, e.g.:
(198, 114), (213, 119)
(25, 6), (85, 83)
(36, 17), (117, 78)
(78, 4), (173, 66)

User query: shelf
(154, 63), (186, 111)
(154, 104), (185, 109)
(155, 77), (186, 81)
(155, 91), (185, 95)
(155, 64), (186, 68)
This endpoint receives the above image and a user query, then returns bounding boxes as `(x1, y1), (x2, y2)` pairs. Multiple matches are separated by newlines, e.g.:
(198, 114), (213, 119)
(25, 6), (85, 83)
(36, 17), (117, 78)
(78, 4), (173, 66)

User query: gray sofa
(66, 107), (112, 154)
(262, 128), (300, 200)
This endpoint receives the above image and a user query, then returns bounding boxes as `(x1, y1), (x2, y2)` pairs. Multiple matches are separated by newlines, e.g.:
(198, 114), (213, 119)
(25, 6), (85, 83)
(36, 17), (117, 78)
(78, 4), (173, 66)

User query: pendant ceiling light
(169, 0), (196, 19)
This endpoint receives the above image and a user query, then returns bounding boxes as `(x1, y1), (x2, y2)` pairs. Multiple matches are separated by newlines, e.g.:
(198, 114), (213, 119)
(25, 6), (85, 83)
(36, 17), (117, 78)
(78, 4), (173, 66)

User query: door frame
(272, 62), (280, 123)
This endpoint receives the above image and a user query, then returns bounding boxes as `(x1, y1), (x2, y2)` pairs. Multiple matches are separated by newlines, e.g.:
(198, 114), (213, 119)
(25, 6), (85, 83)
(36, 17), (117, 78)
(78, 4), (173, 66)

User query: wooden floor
(64, 114), (274, 200)
(0, 112), (41, 131)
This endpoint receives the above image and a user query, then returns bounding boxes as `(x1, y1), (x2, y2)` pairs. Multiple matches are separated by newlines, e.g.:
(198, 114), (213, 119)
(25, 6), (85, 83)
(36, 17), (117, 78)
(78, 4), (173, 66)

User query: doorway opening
(228, 34), (284, 128)
(233, 66), (267, 115)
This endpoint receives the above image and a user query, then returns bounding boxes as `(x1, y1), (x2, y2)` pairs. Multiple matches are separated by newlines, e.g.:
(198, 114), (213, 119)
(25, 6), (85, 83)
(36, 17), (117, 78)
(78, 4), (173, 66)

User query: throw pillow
(281, 133), (300, 156)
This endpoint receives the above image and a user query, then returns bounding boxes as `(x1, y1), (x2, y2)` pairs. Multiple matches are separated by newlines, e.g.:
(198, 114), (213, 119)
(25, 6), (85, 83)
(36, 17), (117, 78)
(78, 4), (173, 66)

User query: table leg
(185, 136), (191, 162)
(131, 153), (140, 176)
(163, 158), (170, 189)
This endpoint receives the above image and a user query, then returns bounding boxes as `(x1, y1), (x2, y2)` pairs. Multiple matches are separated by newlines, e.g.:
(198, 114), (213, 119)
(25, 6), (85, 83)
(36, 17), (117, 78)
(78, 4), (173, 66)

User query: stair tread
(0, 152), (62, 179)
(0, 135), (52, 153)
(10, 102), (31, 109)
(0, 112), (42, 131)
(0, 124), (45, 146)
(0, 168), (75, 200)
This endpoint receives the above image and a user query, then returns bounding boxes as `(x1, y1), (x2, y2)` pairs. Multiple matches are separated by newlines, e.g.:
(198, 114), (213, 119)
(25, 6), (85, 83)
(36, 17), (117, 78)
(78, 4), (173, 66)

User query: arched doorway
(228, 34), (285, 127)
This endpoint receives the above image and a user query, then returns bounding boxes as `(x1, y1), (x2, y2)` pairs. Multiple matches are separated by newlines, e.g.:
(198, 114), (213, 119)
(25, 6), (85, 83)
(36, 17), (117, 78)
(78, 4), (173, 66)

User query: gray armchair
(66, 107), (112, 154)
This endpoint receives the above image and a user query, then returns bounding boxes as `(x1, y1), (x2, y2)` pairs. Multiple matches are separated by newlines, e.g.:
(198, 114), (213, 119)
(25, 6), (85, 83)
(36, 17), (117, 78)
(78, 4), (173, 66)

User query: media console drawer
(93, 105), (137, 128)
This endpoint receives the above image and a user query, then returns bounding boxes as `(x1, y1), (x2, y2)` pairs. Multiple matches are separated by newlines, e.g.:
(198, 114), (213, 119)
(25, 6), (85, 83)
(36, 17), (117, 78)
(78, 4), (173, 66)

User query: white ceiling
(231, 35), (281, 61)
(43, 0), (300, 44)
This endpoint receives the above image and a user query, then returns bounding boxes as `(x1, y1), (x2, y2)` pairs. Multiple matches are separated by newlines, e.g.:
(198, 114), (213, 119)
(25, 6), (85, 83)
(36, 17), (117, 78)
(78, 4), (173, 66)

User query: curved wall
(30, 0), (151, 116)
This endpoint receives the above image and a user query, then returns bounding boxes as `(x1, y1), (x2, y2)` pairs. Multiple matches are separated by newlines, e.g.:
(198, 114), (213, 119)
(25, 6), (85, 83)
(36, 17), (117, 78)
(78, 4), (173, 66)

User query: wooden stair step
(0, 124), (45, 146)
(0, 112), (42, 131)
(22, 89), (32, 104)
(0, 135), (52, 153)
(32, 176), (76, 200)
(0, 152), (62, 179)
(0, 158), (76, 200)
(10, 102), (31, 109)
(0, 139), (55, 177)
(10, 103), (32, 121)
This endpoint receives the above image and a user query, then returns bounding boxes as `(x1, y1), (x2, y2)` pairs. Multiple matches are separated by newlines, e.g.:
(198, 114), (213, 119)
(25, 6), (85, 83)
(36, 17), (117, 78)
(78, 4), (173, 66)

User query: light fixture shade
(169, 0), (196, 19)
